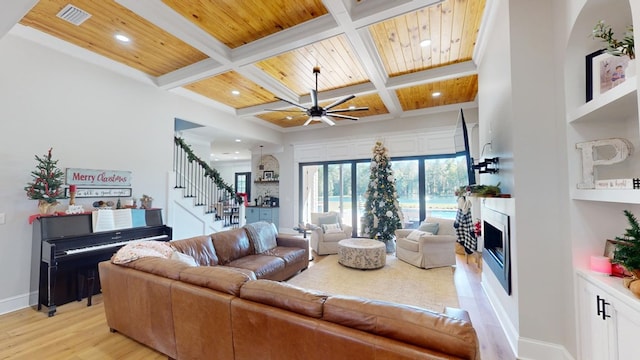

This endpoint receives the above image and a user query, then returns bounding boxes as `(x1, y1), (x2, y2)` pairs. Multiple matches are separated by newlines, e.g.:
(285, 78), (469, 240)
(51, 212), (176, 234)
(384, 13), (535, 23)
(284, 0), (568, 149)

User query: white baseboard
(518, 337), (575, 360)
(0, 291), (35, 316)
(481, 280), (574, 360)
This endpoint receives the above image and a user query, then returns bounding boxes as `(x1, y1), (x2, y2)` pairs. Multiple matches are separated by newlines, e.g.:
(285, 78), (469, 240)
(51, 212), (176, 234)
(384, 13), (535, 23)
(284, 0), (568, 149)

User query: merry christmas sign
(66, 168), (132, 187)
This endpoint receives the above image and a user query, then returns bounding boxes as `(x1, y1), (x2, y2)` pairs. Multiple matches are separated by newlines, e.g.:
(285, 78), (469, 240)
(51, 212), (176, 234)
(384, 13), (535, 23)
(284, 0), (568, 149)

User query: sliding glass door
(299, 154), (469, 232)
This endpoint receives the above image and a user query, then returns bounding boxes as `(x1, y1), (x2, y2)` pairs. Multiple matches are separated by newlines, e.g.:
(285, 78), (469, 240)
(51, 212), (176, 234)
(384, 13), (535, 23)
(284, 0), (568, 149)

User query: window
(299, 154), (469, 231)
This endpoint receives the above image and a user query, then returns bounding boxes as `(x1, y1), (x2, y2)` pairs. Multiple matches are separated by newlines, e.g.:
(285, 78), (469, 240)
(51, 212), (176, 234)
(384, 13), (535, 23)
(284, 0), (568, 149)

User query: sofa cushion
(263, 246), (307, 265)
(244, 221), (278, 254)
(212, 228), (252, 265)
(179, 266), (256, 296)
(323, 295), (478, 359)
(170, 235), (218, 266)
(318, 213), (340, 225)
(240, 279), (328, 318)
(120, 257), (192, 280)
(227, 255), (285, 279)
(418, 222), (439, 235)
(112, 240), (174, 264)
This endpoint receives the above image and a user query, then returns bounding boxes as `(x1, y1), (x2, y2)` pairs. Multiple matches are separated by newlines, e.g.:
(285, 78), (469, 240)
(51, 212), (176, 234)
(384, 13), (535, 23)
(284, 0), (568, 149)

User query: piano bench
(77, 267), (96, 306)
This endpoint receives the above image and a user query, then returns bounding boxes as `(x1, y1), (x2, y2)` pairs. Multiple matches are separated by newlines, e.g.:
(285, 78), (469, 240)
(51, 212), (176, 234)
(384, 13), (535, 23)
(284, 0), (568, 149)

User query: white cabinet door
(578, 272), (640, 360)
(578, 277), (616, 360)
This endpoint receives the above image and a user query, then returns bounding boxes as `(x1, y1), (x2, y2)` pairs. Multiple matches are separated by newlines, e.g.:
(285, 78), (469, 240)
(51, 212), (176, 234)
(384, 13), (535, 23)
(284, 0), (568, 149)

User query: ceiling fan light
(311, 115), (322, 121)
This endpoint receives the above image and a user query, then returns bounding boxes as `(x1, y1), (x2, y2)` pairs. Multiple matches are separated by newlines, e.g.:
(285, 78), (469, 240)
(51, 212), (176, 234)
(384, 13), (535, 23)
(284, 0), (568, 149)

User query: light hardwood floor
(0, 254), (514, 359)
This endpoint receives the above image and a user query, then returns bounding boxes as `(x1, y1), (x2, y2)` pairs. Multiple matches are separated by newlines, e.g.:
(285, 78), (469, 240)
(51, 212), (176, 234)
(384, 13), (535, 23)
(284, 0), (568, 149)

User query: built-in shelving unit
(566, 1), (640, 358)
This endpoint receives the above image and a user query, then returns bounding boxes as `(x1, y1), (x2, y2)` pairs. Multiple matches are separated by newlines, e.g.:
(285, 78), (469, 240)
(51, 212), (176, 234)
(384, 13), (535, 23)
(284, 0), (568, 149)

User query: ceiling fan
(265, 66), (368, 126)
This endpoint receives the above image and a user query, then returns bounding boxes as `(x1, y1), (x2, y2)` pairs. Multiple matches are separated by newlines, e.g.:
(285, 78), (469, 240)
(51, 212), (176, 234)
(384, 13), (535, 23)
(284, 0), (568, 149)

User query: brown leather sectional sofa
(98, 223), (480, 359)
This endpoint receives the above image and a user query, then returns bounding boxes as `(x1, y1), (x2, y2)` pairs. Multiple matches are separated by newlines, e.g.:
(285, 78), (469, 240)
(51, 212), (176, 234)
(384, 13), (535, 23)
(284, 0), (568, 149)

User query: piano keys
(33, 209), (172, 316)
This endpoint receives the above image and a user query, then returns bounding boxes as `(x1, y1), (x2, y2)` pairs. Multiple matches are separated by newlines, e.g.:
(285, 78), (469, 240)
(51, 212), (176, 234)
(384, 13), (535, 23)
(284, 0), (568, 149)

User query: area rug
(287, 254), (459, 312)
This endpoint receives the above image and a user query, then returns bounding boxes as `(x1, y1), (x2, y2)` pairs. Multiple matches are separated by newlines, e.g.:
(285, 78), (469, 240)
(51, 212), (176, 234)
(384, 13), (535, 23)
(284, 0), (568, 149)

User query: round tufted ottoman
(337, 238), (386, 269)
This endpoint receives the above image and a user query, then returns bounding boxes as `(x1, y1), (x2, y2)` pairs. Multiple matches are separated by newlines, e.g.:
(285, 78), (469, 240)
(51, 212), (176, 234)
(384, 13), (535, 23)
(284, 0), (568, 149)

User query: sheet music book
(131, 209), (147, 227)
(92, 209), (133, 232)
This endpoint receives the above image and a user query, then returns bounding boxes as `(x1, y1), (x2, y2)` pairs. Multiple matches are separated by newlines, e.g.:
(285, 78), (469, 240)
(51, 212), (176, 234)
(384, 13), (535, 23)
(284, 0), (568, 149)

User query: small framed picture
(586, 49), (632, 102)
(603, 239), (621, 259)
(263, 170), (274, 180)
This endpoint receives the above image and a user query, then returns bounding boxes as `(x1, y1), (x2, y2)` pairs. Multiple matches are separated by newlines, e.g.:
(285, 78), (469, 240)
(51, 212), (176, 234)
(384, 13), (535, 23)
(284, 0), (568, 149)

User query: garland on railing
(174, 137), (242, 203)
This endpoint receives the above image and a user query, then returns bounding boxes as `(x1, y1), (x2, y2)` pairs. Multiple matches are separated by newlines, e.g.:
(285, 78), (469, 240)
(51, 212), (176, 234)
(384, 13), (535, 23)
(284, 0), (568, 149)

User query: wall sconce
(472, 157), (499, 174)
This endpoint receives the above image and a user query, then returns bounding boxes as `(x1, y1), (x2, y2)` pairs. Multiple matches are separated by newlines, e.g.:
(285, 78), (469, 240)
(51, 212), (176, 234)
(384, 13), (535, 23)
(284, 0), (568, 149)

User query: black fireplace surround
(482, 207), (511, 295)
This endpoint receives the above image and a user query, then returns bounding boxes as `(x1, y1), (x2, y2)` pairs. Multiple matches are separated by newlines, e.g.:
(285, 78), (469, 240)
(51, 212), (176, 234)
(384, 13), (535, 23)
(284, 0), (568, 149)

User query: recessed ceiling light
(115, 34), (130, 43)
(348, 105), (356, 110)
(214, 158), (220, 161)
(235, 139), (241, 142)
(432, 92), (441, 97)
(231, 90), (240, 95)
(234, 151), (239, 154)
(210, 153), (214, 157)
(286, 116), (293, 120)
(420, 39), (431, 47)
(233, 157), (238, 160)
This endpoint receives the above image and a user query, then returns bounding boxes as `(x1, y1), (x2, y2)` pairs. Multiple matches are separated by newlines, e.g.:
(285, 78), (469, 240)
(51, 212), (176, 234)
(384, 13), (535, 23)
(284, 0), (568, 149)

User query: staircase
(168, 137), (244, 239)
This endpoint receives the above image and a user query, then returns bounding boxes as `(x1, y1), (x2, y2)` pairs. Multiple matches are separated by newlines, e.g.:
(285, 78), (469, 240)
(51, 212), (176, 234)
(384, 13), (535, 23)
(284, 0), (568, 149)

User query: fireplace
(482, 207), (511, 295)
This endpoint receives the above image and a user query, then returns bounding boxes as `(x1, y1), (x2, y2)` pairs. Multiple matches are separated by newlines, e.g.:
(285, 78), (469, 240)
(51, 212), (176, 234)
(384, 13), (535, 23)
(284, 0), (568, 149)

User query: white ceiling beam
(385, 61), (478, 89)
(115, 0), (231, 63)
(345, 0), (444, 28)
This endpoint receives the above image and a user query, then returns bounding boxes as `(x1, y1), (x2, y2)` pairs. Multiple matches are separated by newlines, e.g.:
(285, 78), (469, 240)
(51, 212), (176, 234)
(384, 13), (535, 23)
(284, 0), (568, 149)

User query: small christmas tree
(361, 141), (403, 246)
(25, 148), (66, 205)
(614, 210), (640, 275)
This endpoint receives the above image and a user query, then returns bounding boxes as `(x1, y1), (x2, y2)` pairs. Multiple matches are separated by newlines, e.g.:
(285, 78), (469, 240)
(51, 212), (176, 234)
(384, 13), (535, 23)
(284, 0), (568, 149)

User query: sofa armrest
(342, 224), (353, 237)
(417, 234), (457, 244)
(444, 307), (471, 323)
(276, 234), (309, 250)
(395, 229), (414, 238)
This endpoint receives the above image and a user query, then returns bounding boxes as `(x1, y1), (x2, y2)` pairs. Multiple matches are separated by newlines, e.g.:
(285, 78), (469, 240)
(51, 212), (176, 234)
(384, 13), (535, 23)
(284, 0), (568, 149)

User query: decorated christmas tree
(25, 148), (66, 205)
(361, 141), (403, 247)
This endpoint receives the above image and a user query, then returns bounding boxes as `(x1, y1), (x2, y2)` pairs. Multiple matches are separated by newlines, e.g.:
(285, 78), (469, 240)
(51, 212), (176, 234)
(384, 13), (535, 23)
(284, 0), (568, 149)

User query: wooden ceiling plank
(439, 0), (454, 65)
(448, 0), (467, 62)
(417, 7), (432, 70)
(428, 3), (442, 69)
(20, 0), (208, 77)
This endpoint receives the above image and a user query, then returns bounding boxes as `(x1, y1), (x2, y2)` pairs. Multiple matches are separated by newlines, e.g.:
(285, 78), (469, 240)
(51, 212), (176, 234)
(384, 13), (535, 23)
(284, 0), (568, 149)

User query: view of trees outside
(300, 154), (469, 231)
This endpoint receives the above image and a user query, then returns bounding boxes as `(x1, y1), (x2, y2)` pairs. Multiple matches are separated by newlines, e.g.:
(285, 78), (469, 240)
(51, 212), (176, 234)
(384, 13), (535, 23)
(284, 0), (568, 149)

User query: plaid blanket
(454, 208), (477, 254)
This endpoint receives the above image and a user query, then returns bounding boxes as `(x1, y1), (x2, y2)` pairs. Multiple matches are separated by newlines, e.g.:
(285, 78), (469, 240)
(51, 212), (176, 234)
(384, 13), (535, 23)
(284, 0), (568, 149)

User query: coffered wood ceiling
(15, 0), (486, 130)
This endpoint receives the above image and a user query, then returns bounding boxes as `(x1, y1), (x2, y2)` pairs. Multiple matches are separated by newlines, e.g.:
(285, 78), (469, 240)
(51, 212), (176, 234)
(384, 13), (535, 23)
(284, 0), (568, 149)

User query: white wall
(0, 31), (280, 314)
(477, 0), (574, 358)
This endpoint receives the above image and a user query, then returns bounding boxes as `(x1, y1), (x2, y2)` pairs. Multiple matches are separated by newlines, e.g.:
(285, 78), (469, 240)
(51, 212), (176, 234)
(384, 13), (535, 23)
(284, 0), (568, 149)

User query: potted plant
(24, 148), (66, 214)
(592, 20), (635, 59)
(614, 210), (640, 275)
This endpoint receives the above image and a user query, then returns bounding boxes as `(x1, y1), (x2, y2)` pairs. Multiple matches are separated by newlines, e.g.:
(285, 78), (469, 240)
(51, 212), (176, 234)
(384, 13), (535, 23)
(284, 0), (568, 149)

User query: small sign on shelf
(595, 178), (640, 190)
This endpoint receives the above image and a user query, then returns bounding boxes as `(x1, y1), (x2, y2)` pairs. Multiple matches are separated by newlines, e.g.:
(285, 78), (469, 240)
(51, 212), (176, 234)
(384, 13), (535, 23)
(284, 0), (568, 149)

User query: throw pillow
(322, 223), (343, 234)
(406, 230), (431, 241)
(418, 222), (439, 235)
(317, 214), (340, 226)
(171, 251), (198, 266)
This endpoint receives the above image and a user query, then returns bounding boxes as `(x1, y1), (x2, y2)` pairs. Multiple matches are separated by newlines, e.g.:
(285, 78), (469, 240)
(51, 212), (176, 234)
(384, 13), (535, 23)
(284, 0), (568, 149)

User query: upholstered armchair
(395, 217), (457, 269)
(309, 211), (353, 255)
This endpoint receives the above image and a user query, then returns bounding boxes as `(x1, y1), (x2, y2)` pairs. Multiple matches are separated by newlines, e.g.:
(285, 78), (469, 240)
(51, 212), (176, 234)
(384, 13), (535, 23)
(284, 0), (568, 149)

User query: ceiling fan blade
(324, 94), (356, 111)
(275, 96), (308, 110)
(327, 107), (369, 113)
(310, 89), (318, 108)
(303, 117), (313, 126)
(264, 109), (306, 113)
(321, 116), (336, 126)
(327, 113), (359, 121)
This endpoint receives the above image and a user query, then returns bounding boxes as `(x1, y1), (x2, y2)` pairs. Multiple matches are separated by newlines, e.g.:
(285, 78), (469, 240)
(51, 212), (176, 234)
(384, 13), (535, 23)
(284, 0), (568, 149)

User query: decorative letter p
(576, 138), (634, 189)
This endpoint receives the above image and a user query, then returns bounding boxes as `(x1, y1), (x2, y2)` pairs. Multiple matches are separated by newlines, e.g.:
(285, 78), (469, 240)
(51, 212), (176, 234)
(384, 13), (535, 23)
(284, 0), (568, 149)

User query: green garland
(174, 137), (242, 203)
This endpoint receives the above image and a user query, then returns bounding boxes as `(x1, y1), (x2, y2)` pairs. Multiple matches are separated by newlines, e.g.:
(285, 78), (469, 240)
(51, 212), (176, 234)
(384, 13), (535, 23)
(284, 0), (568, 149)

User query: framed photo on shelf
(586, 49), (632, 102)
(263, 170), (274, 180)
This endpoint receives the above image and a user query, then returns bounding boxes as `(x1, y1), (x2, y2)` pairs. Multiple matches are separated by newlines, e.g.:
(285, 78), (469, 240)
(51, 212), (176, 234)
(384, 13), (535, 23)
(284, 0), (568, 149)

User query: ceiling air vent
(56, 4), (92, 26)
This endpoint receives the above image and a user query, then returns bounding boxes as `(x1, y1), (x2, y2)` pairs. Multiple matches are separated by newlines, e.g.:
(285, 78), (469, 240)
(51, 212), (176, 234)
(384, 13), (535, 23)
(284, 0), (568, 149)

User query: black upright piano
(33, 209), (172, 316)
